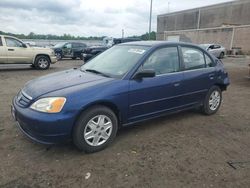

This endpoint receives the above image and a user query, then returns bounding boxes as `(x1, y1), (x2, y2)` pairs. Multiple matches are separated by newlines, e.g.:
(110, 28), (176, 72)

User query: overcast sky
(0, 0), (234, 37)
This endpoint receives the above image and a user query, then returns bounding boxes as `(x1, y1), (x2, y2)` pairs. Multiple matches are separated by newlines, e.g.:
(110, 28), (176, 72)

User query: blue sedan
(11, 41), (229, 153)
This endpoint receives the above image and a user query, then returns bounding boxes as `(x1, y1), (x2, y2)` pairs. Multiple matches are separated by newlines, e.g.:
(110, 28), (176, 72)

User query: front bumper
(11, 98), (75, 144)
(50, 56), (57, 64)
(82, 53), (93, 61)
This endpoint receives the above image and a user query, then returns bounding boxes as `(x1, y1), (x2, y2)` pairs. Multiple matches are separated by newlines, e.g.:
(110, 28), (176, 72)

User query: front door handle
(209, 73), (215, 80)
(8, 49), (14, 51)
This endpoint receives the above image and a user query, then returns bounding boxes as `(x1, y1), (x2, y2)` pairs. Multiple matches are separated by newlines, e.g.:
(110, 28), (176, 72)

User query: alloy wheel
(84, 115), (113, 146)
(209, 90), (221, 111)
(38, 58), (49, 69)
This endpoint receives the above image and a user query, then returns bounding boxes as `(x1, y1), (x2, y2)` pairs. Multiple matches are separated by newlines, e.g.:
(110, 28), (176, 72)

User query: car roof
(0, 34), (18, 38)
(118, 40), (200, 48)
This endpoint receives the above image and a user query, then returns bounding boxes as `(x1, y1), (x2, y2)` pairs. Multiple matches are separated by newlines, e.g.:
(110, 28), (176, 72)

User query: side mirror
(133, 69), (155, 79)
(22, 43), (27, 48)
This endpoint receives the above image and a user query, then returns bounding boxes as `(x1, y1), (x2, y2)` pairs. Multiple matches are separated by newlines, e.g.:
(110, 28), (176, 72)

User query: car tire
(202, 86), (222, 115)
(55, 53), (62, 60)
(219, 52), (224, 59)
(34, 55), (50, 70)
(73, 105), (118, 153)
(72, 57), (77, 60)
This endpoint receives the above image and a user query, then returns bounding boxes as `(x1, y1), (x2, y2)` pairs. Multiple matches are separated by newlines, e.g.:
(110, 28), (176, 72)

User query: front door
(0, 36), (7, 63)
(128, 46), (184, 123)
(62, 43), (72, 57)
(5, 37), (32, 64)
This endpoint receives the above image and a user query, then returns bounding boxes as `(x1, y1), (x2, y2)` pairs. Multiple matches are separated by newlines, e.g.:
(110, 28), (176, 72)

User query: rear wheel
(202, 86), (222, 115)
(34, 55), (50, 70)
(73, 106), (118, 153)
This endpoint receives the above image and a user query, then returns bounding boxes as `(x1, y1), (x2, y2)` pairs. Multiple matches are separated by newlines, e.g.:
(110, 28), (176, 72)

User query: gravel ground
(0, 58), (249, 188)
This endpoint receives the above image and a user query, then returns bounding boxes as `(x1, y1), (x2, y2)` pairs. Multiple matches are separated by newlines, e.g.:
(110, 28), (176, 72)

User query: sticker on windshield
(128, 49), (146, 54)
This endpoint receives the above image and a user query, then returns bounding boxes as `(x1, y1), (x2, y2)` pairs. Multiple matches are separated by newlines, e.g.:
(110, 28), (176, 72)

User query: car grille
(16, 91), (32, 108)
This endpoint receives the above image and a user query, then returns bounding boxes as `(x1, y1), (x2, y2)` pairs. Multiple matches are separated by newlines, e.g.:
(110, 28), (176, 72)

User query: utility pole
(122, 29), (124, 38)
(148, 0), (153, 40)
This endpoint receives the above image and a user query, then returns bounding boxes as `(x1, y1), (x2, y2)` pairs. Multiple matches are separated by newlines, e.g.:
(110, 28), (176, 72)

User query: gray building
(157, 0), (250, 54)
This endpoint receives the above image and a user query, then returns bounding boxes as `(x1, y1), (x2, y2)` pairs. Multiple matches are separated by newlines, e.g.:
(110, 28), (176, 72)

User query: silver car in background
(200, 44), (226, 59)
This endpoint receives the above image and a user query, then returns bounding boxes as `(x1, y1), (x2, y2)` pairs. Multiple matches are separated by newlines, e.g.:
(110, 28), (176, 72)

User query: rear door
(5, 37), (32, 64)
(0, 36), (7, 63)
(180, 46), (216, 106)
(128, 46), (185, 122)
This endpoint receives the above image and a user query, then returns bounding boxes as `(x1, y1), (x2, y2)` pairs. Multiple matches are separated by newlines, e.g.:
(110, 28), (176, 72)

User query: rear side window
(143, 47), (180, 75)
(214, 45), (221, 49)
(0, 37), (2, 46)
(205, 54), (214, 67)
(182, 47), (205, 70)
(80, 43), (86, 48)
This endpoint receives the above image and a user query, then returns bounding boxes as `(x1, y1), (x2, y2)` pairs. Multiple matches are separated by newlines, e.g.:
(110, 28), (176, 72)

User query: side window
(208, 45), (214, 50)
(205, 54), (214, 67)
(0, 37), (2, 46)
(5, 38), (23, 47)
(182, 47), (206, 70)
(72, 43), (78, 48)
(143, 47), (180, 75)
(65, 43), (72, 49)
(81, 43), (87, 48)
(214, 45), (221, 49)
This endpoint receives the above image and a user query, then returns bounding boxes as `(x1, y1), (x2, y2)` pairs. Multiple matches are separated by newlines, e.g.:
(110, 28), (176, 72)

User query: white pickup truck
(0, 35), (57, 70)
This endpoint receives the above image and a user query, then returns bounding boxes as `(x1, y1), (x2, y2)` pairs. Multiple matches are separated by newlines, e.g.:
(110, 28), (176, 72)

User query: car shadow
(29, 109), (200, 154)
(0, 66), (57, 72)
(116, 109), (199, 138)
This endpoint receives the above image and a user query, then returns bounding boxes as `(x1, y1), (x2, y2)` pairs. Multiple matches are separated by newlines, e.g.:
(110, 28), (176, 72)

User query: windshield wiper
(84, 69), (111, 77)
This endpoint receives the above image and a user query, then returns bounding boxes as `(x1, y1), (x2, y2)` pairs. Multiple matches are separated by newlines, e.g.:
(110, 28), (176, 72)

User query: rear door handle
(8, 49), (14, 51)
(174, 83), (180, 87)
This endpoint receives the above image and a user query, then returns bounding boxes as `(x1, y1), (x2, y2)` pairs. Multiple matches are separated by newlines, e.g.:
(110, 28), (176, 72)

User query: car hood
(31, 47), (51, 51)
(22, 69), (113, 99)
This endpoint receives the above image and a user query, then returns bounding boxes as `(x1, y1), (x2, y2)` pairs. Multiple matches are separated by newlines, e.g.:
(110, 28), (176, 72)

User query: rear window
(0, 37), (2, 46)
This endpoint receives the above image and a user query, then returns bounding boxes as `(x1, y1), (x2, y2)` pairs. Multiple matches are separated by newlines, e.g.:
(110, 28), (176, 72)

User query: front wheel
(73, 106), (118, 153)
(34, 55), (50, 70)
(202, 86), (222, 115)
(219, 52), (224, 59)
(55, 53), (62, 60)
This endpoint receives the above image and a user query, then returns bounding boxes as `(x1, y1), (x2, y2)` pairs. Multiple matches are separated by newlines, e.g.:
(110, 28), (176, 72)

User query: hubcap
(38, 58), (48, 68)
(56, 53), (61, 59)
(84, 115), (113, 146)
(209, 90), (221, 111)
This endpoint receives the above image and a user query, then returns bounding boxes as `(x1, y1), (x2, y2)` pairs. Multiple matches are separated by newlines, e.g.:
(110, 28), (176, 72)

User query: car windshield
(199, 44), (210, 49)
(54, 42), (66, 48)
(81, 45), (150, 78)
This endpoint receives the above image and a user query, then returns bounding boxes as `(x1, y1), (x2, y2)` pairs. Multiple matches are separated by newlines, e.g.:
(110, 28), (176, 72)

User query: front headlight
(51, 50), (55, 56)
(30, 97), (66, 113)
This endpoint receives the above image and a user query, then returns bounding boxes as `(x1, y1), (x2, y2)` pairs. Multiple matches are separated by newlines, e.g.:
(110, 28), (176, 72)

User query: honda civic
(11, 41), (230, 153)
